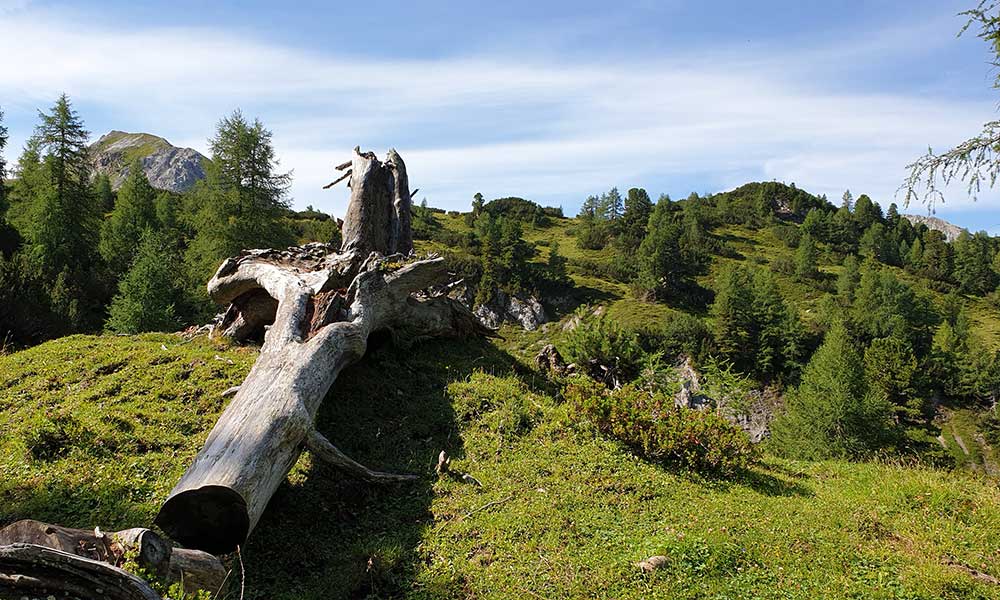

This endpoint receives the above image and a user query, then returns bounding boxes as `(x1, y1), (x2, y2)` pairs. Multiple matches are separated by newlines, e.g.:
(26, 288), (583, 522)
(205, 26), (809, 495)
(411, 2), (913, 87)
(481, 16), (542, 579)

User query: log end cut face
(155, 484), (249, 555)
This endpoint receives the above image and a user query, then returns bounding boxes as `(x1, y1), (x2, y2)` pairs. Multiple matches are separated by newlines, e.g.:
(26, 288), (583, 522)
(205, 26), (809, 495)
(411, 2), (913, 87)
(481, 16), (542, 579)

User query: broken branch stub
(155, 148), (493, 554)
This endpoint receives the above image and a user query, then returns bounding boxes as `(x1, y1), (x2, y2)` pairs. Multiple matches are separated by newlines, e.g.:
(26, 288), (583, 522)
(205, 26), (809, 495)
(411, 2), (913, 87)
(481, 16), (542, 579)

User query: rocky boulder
(672, 355), (776, 443)
(474, 290), (549, 330)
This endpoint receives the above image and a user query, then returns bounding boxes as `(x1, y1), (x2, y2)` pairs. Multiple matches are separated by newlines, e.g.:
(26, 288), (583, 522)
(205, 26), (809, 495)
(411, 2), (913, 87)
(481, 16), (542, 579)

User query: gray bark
(0, 543), (161, 600)
(0, 520), (225, 598)
(156, 148), (493, 554)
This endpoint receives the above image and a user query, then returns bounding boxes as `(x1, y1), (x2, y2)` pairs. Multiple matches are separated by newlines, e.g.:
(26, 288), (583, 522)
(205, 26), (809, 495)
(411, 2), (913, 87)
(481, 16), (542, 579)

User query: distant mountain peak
(901, 213), (967, 243)
(90, 131), (208, 193)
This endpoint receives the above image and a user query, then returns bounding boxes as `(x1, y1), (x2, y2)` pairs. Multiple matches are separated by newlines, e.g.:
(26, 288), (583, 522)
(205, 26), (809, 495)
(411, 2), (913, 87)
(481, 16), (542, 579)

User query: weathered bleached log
(0, 519), (226, 596)
(0, 543), (161, 600)
(156, 148), (494, 554)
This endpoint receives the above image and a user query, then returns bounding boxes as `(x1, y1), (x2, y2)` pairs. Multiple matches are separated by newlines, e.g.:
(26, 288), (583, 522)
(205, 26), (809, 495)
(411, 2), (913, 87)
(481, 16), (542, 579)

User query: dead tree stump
(155, 147), (493, 554)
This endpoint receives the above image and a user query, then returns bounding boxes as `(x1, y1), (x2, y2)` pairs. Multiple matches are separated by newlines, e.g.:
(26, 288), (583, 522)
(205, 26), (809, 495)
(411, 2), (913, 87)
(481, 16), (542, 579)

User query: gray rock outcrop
(90, 131), (208, 193)
(474, 290), (549, 330)
(902, 214), (967, 243)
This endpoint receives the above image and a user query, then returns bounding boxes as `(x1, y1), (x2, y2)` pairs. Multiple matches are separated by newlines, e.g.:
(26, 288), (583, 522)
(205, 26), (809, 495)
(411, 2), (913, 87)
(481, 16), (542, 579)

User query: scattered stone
(636, 555), (668, 572)
(535, 344), (566, 375)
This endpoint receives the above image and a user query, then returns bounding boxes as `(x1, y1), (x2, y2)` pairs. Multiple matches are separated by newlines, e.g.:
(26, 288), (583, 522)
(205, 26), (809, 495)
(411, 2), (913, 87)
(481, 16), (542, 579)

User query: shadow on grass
(543, 283), (617, 322)
(241, 336), (525, 599)
(689, 463), (814, 499)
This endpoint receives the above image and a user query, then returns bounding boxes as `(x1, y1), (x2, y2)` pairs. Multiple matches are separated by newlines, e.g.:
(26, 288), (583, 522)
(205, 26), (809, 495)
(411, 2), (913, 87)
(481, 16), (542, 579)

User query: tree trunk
(156, 147), (493, 554)
(0, 520), (225, 598)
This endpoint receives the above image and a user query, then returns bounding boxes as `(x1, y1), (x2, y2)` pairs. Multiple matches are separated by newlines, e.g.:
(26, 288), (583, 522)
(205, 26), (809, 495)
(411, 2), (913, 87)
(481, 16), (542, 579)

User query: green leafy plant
(565, 376), (757, 475)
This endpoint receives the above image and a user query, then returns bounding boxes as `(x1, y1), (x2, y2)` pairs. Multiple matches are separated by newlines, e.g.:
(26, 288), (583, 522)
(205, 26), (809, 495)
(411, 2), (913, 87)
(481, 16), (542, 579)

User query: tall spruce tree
(100, 159), (158, 277)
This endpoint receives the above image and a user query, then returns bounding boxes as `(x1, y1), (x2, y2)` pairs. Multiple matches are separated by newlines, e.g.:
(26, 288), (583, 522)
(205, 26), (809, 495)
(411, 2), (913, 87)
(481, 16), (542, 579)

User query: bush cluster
(564, 377), (756, 475)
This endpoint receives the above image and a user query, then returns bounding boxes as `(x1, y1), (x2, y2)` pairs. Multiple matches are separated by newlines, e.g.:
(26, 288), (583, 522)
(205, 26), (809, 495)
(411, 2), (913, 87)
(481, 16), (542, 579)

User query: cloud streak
(0, 6), (997, 224)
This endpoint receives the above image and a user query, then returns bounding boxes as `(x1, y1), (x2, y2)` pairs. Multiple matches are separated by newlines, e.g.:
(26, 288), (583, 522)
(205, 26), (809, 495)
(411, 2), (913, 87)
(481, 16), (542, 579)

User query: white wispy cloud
(0, 5), (997, 223)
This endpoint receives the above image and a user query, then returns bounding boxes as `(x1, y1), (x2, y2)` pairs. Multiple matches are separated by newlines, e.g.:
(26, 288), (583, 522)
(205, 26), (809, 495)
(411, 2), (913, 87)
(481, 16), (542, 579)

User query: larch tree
(106, 229), (180, 334)
(185, 110), (294, 303)
(953, 231), (996, 294)
(92, 173), (114, 214)
(771, 320), (892, 459)
(27, 94), (99, 278)
(794, 232), (819, 280)
(20, 95), (105, 330)
(903, 2), (1000, 206)
(99, 159), (158, 277)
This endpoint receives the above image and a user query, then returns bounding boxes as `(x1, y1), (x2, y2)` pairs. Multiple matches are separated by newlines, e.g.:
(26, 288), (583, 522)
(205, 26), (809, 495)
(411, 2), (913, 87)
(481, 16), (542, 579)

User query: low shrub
(560, 311), (645, 385)
(564, 377), (757, 475)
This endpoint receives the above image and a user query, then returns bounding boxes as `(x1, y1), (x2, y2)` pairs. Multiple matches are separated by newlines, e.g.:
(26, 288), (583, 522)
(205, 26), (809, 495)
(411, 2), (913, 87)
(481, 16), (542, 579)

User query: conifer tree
(751, 269), (804, 379)
(100, 159), (157, 276)
(836, 255), (861, 304)
(920, 230), (953, 282)
(602, 187), (623, 221)
(475, 212), (501, 305)
(93, 173), (114, 213)
(106, 229), (180, 333)
(547, 239), (570, 286)
(18, 95), (105, 330)
(771, 320), (892, 459)
(794, 233), (819, 280)
(636, 196), (685, 299)
(498, 216), (532, 293)
(853, 194), (882, 230)
(575, 194), (609, 250)
(906, 237), (923, 273)
(185, 110), (294, 301)
(885, 202), (900, 228)
(841, 189), (854, 211)
(953, 231), (995, 294)
(27, 94), (99, 278)
(617, 187), (652, 253)
(711, 264), (754, 370)
(864, 336), (919, 421)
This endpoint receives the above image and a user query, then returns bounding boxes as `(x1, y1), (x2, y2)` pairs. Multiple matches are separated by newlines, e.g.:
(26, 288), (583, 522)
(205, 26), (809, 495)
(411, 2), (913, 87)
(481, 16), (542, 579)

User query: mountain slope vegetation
(3, 98), (1000, 598)
(2, 332), (1000, 599)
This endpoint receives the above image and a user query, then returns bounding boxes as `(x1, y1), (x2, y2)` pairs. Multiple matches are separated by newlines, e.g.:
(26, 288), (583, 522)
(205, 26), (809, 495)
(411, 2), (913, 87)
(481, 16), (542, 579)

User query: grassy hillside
(3, 329), (1000, 598)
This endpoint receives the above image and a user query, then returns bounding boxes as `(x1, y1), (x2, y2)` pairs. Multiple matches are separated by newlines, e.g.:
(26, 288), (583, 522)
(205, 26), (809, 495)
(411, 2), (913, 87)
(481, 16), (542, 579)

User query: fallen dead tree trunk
(0, 520), (224, 598)
(155, 147), (493, 554)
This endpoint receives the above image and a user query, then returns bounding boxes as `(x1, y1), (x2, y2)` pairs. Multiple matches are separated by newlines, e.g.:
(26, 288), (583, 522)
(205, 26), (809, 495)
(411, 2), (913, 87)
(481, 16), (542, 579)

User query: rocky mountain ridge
(902, 213), (968, 242)
(89, 130), (208, 193)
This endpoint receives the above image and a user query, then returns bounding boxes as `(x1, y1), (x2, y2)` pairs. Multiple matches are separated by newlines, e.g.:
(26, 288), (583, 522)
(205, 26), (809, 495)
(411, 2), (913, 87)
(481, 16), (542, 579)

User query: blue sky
(3, 0), (1000, 232)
